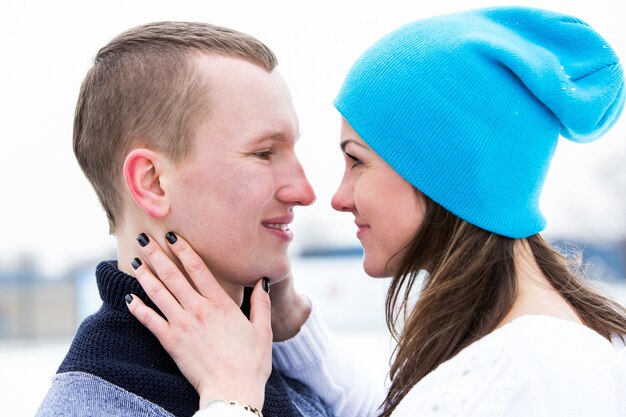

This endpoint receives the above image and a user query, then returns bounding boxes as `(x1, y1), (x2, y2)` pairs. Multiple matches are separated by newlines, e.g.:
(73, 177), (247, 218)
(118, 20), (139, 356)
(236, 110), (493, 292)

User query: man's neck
(115, 224), (245, 306)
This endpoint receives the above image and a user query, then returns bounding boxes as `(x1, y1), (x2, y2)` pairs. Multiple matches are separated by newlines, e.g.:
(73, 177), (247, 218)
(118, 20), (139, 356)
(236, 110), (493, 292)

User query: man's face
(164, 55), (315, 290)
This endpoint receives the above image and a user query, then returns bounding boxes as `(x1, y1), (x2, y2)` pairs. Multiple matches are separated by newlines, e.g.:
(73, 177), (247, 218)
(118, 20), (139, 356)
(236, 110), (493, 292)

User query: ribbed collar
(96, 260), (160, 312)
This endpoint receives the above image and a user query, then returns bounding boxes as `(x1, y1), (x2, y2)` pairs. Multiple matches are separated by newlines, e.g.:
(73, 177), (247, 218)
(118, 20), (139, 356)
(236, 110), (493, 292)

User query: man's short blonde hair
(73, 21), (277, 233)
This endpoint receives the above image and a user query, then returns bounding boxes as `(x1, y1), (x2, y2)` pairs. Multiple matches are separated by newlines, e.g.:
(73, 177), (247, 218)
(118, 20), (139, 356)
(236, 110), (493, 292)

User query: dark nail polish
(125, 294), (133, 304)
(131, 257), (142, 270)
(165, 232), (177, 244)
(262, 277), (271, 294)
(137, 233), (149, 247)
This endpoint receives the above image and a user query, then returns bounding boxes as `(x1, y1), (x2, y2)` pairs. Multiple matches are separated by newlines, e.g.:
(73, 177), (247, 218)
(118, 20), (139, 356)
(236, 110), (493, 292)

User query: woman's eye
(346, 152), (362, 168)
(254, 150), (273, 159)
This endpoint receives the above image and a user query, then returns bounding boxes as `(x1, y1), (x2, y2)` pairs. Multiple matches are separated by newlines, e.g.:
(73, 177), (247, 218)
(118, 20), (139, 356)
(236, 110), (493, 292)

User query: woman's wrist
(271, 291), (311, 342)
(199, 385), (265, 411)
(200, 399), (263, 417)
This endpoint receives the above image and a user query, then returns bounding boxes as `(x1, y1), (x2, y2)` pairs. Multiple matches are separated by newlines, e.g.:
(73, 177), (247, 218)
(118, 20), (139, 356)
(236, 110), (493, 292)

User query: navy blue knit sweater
(49, 261), (330, 417)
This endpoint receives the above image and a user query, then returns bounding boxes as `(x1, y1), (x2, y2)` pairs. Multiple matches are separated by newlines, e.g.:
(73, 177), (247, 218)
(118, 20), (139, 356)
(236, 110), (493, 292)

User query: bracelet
(228, 400), (263, 417)
(203, 398), (263, 417)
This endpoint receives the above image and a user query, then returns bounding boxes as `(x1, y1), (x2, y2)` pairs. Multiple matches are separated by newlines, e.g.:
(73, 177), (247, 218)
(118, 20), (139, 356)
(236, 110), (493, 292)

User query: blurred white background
(1, 0), (625, 415)
(1, 0), (625, 274)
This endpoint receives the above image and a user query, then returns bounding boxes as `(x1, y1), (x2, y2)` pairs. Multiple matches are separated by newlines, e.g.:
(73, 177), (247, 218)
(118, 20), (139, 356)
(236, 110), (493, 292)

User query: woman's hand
(125, 232), (272, 411)
(269, 273), (312, 342)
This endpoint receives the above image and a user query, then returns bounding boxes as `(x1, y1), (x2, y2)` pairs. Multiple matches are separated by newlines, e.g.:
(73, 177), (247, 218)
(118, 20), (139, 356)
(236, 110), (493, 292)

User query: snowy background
(1, 0), (625, 415)
(1, 0), (625, 274)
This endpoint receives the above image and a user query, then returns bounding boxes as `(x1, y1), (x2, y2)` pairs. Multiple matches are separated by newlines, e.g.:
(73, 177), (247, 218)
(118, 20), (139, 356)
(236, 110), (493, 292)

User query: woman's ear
(123, 148), (170, 219)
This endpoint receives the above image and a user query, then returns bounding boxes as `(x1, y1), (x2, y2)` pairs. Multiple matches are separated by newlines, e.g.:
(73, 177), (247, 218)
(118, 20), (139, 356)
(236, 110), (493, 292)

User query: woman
(126, 6), (626, 417)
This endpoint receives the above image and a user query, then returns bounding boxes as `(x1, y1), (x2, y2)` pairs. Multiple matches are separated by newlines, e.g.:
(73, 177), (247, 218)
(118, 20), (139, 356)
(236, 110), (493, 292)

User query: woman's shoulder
(392, 323), (529, 416)
(392, 315), (626, 416)
(492, 315), (624, 367)
(434, 315), (620, 374)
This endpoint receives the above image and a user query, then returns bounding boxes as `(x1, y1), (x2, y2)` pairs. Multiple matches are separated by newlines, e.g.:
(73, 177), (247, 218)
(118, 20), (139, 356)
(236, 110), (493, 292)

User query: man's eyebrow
(251, 132), (301, 145)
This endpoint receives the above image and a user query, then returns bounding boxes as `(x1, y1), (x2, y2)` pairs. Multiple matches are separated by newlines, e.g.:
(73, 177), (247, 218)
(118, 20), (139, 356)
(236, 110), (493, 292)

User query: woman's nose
(331, 176), (354, 212)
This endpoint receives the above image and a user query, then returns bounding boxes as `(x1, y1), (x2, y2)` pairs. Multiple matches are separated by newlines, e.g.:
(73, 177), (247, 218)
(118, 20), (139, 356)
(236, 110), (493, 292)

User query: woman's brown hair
(379, 195), (626, 416)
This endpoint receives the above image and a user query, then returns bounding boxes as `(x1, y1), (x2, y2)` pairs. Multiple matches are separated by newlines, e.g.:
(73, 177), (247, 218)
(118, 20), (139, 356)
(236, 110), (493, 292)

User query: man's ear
(123, 148), (170, 219)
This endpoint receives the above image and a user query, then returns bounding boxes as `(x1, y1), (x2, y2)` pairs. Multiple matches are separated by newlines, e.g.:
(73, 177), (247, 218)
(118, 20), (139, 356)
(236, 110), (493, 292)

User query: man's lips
(262, 214), (294, 231)
(264, 223), (290, 231)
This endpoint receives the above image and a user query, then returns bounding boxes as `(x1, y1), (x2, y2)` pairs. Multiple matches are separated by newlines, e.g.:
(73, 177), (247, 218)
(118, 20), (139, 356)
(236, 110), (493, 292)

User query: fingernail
(137, 233), (149, 247)
(262, 277), (271, 294)
(165, 231), (177, 244)
(131, 257), (142, 270)
(125, 294), (133, 304)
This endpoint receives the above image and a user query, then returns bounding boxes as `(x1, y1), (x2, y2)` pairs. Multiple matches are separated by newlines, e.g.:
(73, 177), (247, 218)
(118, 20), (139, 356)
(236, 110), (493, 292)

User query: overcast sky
(1, 0), (625, 274)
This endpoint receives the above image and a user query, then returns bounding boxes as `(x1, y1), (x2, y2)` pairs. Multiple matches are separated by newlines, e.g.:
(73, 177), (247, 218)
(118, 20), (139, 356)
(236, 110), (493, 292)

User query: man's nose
(279, 161), (316, 206)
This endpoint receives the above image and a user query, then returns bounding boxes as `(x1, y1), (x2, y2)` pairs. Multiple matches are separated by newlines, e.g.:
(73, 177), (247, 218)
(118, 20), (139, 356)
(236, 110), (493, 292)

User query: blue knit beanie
(334, 7), (624, 238)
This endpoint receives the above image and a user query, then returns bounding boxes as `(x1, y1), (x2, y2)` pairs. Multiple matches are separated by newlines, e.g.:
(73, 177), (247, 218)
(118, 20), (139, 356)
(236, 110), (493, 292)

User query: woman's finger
(249, 278), (273, 344)
(131, 256), (185, 319)
(136, 232), (203, 308)
(128, 235), (273, 411)
(125, 293), (170, 341)
(163, 232), (225, 300)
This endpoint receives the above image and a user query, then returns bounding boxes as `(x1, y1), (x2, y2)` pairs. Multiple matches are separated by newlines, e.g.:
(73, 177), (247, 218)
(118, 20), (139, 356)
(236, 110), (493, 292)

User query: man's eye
(254, 150), (273, 159)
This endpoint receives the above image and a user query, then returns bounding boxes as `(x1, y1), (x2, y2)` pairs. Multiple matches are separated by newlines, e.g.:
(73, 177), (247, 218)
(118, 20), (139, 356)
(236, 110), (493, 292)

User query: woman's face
(331, 118), (427, 277)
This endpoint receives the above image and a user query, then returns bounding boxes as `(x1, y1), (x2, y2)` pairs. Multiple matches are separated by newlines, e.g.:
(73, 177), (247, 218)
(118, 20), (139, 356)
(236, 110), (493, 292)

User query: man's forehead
(192, 53), (272, 83)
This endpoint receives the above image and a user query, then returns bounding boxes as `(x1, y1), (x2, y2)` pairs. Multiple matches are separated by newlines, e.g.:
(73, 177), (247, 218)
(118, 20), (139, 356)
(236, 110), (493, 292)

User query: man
(36, 21), (331, 417)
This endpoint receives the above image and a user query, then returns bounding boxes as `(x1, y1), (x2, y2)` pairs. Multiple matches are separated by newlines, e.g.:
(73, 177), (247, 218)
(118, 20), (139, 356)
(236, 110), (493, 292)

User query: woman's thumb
(249, 277), (273, 341)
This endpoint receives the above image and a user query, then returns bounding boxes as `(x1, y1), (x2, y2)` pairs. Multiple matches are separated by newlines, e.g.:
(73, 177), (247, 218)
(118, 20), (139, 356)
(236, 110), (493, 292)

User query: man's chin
(248, 262), (291, 287)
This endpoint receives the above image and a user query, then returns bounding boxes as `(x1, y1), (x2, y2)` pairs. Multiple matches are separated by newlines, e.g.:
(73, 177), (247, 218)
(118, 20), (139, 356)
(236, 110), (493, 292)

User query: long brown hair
(380, 196), (626, 416)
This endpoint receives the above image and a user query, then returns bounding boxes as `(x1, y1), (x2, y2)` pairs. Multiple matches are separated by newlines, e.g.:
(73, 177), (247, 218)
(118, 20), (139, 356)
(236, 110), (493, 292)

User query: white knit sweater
(272, 309), (626, 417)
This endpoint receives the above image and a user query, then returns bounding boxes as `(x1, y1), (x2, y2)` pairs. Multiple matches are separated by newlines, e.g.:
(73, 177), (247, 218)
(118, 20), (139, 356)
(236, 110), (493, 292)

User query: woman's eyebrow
(340, 139), (367, 151)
